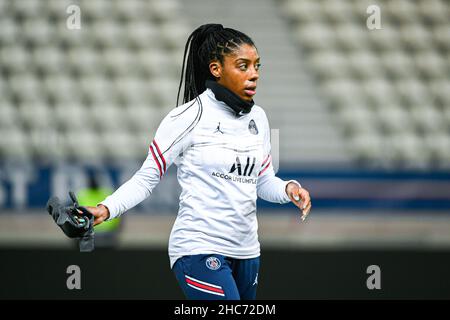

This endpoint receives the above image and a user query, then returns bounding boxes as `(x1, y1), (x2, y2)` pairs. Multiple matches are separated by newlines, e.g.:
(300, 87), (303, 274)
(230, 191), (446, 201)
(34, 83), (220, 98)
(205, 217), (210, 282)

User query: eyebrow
(235, 57), (261, 63)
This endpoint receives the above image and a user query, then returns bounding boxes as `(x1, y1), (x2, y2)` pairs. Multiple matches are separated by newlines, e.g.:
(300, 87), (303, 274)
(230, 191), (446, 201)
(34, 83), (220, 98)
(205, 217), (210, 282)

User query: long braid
(176, 24), (255, 106)
(176, 32), (194, 106)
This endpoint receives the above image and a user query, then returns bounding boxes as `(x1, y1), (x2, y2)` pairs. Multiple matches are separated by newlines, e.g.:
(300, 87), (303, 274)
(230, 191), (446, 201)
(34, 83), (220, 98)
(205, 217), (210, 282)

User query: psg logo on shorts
(206, 256), (221, 270)
(248, 119), (258, 135)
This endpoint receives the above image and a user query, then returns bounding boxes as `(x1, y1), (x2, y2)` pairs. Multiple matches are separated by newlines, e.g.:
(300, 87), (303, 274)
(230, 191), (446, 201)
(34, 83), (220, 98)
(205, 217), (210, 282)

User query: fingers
(77, 207), (93, 218)
(293, 188), (310, 210)
(291, 191), (303, 207)
(300, 189), (311, 209)
(93, 216), (104, 226)
(291, 188), (311, 222)
(300, 202), (312, 221)
(77, 207), (101, 224)
(77, 206), (92, 216)
(76, 206), (108, 227)
(78, 206), (95, 215)
(83, 206), (109, 226)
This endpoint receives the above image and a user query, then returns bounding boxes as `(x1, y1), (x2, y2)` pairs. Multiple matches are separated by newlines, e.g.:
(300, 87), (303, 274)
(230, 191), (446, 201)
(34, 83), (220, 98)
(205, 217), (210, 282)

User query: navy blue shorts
(173, 254), (260, 300)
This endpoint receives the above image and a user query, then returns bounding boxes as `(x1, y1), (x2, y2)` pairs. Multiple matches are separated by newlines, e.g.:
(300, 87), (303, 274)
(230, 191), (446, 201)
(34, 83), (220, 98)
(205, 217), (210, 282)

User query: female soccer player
(84, 23), (311, 300)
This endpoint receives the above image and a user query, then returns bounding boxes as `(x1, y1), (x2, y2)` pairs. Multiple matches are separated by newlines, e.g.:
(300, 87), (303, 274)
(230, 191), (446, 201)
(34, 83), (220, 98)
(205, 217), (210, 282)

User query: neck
(205, 80), (254, 116)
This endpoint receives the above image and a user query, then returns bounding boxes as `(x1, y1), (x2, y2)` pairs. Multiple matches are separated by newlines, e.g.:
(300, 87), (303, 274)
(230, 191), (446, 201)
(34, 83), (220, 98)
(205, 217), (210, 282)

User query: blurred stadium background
(0, 0), (449, 299)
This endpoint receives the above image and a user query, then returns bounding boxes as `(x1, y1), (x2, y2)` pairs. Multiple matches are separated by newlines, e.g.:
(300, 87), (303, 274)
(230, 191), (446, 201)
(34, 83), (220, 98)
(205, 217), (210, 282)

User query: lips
(244, 87), (256, 96)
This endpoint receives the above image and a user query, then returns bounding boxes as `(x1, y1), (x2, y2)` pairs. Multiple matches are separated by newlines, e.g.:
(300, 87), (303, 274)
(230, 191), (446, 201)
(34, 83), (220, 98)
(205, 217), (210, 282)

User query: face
(209, 43), (260, 102)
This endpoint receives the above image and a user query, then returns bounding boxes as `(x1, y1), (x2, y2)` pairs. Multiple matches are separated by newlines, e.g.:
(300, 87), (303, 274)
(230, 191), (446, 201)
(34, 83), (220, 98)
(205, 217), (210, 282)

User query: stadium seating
(279, 0), (450, 168)
(0, 0), (448, 170)
(0, 0), (190, 163)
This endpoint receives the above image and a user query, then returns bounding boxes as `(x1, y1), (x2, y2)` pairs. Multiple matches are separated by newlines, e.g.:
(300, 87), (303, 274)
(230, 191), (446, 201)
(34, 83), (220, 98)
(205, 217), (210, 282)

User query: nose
(249, 66), (259, 82)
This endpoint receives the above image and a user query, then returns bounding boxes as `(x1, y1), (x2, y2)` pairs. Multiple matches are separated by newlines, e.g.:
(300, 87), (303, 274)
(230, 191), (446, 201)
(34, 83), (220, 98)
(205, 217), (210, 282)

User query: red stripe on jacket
(149, 145), (162, 177)
(259, 160), (272, 176)
(152, 140), (166, 173)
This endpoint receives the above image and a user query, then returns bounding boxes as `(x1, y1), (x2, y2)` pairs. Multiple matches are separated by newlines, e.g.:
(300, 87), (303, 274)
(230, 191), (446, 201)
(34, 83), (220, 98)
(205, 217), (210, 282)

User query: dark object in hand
(46, 191), (95, 252)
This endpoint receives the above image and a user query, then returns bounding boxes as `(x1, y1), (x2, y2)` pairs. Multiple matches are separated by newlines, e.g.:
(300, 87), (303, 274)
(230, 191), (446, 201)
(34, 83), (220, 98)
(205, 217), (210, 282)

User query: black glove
(46, 191), (95, 252)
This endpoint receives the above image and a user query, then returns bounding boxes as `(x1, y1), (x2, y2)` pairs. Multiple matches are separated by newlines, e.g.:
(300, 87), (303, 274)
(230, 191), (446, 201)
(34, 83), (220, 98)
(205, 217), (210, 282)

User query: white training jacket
(101, 89), (300, 268)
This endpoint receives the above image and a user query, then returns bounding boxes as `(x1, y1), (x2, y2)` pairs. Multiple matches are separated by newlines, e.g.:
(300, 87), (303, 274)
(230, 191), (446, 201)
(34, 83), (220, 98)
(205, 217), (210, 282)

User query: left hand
(286, 182), (311, 221)
(77, 204), (110, 226)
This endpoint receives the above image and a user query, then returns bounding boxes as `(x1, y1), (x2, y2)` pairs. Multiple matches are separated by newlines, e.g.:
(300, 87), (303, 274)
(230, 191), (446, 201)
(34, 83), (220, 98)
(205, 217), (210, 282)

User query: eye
(255, 63), (262, 70)
(239, 64), (247, 71)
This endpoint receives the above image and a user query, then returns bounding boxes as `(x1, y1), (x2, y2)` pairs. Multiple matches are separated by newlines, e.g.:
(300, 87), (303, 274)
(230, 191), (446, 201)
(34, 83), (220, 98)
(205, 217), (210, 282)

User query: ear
(209, 61), (222, 79)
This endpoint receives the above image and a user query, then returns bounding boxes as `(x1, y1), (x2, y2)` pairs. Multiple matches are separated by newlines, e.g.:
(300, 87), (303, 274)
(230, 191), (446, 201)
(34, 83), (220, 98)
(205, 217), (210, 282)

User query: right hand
(286, 182), (312, 222)
(78, 204), (110, 226)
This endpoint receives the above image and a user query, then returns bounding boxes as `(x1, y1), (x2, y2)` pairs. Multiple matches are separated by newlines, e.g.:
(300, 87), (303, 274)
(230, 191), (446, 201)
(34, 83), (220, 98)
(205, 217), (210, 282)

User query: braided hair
(176, 23), (256, 106)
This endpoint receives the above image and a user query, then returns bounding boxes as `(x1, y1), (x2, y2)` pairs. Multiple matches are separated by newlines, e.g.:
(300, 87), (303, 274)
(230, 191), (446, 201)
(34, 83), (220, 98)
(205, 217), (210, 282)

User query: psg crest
(206, 256), (221, 270)
(248, 119), (258, 135)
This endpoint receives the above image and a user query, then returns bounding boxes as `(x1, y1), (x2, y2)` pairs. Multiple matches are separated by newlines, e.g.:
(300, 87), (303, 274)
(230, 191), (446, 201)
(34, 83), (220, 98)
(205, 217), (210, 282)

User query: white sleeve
(100, 102), (201, 219)
(257, 157), (301, 204)
(256, 111), (301, 204)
